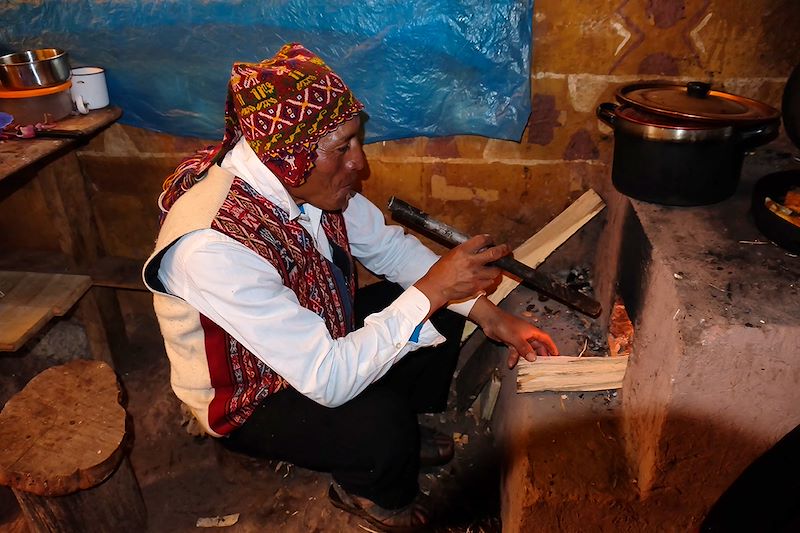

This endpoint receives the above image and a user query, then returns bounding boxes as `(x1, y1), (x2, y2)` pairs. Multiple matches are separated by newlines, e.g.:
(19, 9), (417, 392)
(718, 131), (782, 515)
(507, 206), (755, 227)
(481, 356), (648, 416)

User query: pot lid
(613, 105), (737, 142)
(616, 81), (780, 124)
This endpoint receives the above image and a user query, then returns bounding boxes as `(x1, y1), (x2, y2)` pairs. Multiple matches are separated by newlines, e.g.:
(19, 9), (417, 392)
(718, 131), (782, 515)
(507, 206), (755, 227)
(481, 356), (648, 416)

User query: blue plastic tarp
(0, 0), (532, 143)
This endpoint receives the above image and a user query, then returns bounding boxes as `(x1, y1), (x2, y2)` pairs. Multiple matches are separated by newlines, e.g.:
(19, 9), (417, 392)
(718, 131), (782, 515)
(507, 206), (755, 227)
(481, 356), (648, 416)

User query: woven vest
(200, 178), (356, 435)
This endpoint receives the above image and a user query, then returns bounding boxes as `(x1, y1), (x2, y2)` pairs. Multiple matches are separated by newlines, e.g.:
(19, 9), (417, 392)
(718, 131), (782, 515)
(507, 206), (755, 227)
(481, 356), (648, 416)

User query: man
(143, 43), (557, 531)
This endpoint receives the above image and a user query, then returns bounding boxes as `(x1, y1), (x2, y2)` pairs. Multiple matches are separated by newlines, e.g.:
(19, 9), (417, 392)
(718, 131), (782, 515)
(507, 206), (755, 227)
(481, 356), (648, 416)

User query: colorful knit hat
(159, 43), (363, 216)
(226, 43), (364, 187)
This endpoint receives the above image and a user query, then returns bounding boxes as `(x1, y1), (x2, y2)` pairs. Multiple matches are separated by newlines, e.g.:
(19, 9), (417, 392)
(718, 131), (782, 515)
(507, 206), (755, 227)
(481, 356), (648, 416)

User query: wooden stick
(462, 189), (606, 341)
(480, 372), (502, 421)
(516, 355), (629, 393)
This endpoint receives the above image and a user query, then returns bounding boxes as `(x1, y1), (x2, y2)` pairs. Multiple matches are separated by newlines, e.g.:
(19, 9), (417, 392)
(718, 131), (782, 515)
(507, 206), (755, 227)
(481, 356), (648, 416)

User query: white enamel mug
(70, 66), (109, 114)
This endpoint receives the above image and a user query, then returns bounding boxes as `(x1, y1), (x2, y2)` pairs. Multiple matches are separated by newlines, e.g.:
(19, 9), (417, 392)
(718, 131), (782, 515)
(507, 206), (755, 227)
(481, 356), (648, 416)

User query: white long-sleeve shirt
(156, 138), (477, 407)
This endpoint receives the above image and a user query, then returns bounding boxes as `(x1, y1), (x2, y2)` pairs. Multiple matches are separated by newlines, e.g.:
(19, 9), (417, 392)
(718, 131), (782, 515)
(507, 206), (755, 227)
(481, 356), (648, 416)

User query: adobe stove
(485, 94), (800, 531)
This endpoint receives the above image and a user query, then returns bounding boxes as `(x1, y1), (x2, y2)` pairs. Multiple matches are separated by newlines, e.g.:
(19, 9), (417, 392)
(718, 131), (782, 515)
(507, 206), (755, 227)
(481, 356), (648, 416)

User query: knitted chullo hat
(159, 43), (363, 217)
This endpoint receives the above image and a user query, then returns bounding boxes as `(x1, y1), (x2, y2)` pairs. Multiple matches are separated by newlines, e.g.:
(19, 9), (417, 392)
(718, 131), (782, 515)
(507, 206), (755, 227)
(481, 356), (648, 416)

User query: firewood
(462, 189), (605, 341)
(456, 190), (606, 410)
(516, 355), (629, 393)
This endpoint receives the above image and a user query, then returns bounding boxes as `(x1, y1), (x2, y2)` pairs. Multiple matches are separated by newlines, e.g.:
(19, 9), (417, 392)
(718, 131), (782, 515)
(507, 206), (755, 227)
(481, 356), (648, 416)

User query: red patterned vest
(202, 178), (356, 435)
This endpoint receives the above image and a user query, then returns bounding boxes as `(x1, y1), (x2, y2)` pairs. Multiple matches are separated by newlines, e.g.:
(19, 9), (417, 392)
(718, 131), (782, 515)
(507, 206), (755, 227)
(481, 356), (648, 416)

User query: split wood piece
(0, 359), (146, 532)
(455, 190), (604, 409)
(480, 372), (502, 421)
(455, 329), (494, 411)
(462, 189), (606, 341)
(516, 355), (629, 393)
(0, 271), (91, 351)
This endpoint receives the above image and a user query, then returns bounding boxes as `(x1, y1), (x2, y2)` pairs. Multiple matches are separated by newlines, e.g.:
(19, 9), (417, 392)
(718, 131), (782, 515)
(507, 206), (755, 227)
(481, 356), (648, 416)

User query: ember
(607, 296), (634, 358)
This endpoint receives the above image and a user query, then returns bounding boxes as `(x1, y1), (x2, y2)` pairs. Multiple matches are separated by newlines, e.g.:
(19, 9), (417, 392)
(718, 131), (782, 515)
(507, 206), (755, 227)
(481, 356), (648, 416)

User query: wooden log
(0, 360), (146, 532)
(516, 355), (629, 393)
(13, 457), (143, 533)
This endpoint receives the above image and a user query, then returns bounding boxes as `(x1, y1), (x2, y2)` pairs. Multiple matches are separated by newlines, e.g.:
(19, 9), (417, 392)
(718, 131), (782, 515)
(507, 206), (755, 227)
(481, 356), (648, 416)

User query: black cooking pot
(597, 81), (780, 206)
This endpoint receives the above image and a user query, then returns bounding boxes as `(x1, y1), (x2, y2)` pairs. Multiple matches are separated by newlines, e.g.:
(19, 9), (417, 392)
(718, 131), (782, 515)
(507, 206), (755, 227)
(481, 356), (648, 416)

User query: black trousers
(223, 281), (465, 508)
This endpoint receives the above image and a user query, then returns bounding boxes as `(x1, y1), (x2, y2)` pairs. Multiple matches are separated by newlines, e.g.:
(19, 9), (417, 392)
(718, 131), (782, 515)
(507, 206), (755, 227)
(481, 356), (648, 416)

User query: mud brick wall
(70, 0), (799, 268)
(361, 0), (799, 252)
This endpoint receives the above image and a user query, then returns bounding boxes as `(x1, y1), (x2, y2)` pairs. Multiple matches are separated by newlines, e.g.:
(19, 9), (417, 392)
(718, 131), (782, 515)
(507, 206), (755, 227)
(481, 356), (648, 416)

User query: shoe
(328, 482), (429, 532)
(419, 425), (454, 467)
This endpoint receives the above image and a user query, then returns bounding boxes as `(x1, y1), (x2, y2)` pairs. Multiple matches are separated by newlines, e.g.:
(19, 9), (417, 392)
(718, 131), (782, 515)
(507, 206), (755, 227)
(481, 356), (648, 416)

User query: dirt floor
(0, 291), (505, 533)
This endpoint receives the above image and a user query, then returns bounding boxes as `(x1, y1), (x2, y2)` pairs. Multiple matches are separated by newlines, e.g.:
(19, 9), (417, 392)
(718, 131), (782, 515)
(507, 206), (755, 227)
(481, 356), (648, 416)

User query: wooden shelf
(0, 249), (74, 274)
(0, 271), (92, 351)
(0, 107), (125, 363)
(0, 250), (147, 291)
(89, 256), (146, 290)
(0, 107), (123, 182)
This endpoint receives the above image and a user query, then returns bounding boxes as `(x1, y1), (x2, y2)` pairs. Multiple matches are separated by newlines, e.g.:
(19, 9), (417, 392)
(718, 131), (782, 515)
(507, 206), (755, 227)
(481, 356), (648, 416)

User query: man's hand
(468, 297), (558, 368)
(414, 235), (509, 313)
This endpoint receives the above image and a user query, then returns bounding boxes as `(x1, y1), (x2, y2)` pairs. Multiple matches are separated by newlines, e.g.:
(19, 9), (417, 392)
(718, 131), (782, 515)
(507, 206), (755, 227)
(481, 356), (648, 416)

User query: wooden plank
(462, 189), (606, 340)
(76, 287), (127, 366)
(0, 271), (91, 351)
(38, 106), (123, 137)
(38, 151), (101, 266)
(38, 150), (128, 363)
(455, 330), (495, 411)
(89, 256), (147, 290)
(0, 137), (73, 181)
(516, 355), (629, 393)
(480, 372), (502, 421)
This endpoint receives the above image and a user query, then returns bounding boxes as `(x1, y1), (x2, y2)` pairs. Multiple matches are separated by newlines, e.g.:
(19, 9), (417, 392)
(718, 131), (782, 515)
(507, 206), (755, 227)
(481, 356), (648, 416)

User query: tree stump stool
(0, 360), (146, 532)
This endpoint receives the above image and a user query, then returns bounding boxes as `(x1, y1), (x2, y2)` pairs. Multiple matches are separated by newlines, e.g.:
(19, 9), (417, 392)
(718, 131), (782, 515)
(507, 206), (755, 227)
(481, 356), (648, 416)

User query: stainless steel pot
(597, 81), (780, 206)
(0, 48), (71, 90)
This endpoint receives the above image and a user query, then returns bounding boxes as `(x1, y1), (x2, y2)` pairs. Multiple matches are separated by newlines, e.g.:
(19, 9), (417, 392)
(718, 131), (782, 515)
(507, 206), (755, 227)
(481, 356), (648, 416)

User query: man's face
(287, 116), (365, 212)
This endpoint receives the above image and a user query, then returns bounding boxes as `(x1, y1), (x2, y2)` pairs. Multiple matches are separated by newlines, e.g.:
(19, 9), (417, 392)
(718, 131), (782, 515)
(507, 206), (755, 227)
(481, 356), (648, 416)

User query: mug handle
(74, 94), (89, 115)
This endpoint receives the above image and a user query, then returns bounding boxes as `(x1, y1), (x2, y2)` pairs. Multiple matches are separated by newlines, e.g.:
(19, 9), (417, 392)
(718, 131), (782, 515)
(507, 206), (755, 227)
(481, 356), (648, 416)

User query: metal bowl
(0, 48), (71, 90)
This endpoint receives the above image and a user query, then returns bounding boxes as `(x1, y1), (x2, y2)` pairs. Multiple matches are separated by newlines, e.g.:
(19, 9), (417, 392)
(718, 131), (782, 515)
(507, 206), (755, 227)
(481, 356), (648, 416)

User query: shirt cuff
(446, 292), (484, 317)
(397, 286), (445, 348)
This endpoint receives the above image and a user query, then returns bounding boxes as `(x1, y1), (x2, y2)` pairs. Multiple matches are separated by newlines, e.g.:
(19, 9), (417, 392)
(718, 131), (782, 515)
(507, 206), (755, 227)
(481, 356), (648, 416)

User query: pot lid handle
(687, 81), (711, 98)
